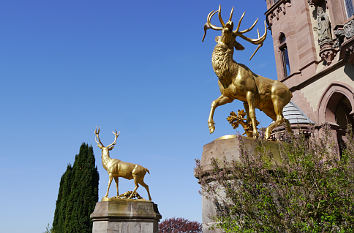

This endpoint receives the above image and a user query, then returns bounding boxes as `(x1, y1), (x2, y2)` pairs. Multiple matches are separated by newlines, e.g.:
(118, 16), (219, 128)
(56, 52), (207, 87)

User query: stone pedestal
(195, 135), (281, 233)
(90, 200), (162, 233)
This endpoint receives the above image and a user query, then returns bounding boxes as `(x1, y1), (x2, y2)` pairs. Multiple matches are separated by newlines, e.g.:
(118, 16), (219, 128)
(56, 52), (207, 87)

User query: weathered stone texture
(90, 200), (161, 233)
(196, 136), (281, 233)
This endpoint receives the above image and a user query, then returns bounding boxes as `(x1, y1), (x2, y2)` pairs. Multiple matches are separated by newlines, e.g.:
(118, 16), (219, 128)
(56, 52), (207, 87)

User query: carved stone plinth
(195, 136), (281, 233)
(90, 200), (162, 233)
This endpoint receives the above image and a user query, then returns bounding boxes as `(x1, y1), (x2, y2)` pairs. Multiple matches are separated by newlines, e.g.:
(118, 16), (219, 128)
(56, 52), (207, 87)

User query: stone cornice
(265, 0), (291, 27)
(287, 59), (346, 91)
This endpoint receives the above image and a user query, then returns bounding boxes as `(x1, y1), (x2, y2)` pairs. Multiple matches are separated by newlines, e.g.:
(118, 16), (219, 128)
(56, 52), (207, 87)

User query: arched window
(279, 33), (291, 78)
(344, 0), (354, 17)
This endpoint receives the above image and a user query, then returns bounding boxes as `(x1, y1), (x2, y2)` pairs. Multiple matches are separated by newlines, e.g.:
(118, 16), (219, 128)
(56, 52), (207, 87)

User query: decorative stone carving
(334, 19), (353, 47)
(319, 42), (337, 65)
(316, 7), (332, 46)
(334, 26), (345, 48)
(313, 6), (337, 65)
(266, 0), (291, 27)
(343, 19), (354, 39)
(334, 19), (354, 64)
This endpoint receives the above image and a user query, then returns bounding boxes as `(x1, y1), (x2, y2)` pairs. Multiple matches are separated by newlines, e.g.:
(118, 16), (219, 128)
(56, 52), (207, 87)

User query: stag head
(202, 5), (267, 60)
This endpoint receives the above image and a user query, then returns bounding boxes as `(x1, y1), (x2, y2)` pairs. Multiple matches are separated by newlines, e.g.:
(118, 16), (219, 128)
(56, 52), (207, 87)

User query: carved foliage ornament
(334, 19), (354, 46)
(343, 19), (354, 39)
(334, 19), (354, 63)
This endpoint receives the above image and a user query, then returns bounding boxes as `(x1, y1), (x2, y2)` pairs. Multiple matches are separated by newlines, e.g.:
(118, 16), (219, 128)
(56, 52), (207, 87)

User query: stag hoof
(265, 129), (271, 140)
(208, 121), (215, 134)
(252, 131), (259, 139)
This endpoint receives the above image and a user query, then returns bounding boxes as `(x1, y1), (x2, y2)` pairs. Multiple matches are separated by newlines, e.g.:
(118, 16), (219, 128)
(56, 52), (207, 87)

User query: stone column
(90, 200), (162, 233)
(195, 135), (281, 233)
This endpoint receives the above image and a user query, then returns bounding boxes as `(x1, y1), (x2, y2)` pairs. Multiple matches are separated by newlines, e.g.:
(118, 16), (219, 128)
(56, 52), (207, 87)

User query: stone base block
(90, 200), (162, 233)
(196, 135), (281, 233)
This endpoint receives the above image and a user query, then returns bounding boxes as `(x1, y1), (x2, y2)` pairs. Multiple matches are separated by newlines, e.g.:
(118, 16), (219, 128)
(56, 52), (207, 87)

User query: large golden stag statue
(94, 128), (152, 201)
(202, 6), (292, 139)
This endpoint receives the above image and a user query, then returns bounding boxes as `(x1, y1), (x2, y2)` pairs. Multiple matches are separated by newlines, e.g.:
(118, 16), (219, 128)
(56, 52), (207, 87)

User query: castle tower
(265, 0), (354, 150)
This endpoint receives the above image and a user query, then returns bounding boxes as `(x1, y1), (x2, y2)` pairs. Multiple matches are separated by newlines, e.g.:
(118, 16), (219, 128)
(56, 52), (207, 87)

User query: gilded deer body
(94, 128), (152, 201)
(203, 6), (292, 139)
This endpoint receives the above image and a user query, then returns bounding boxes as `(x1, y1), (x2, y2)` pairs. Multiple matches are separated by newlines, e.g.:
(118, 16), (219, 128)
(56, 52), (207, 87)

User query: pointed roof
(283, 101), (314, 124)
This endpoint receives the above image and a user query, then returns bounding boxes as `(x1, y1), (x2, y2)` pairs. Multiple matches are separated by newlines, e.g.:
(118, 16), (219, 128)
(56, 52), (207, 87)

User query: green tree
(53, 143), (99, 233)
(195, 127), (353, 233)
(52, 164), (72, 233)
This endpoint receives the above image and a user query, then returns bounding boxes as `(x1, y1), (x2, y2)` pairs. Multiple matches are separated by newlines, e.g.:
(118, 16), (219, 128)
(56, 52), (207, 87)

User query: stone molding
(265, 0), (291, 27)
(272, 123), (313, 140)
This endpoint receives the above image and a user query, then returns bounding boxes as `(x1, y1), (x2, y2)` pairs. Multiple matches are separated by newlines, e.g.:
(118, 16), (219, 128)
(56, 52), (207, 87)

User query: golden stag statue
(202, 6), (292, 139)
(94, 128), (152, 201)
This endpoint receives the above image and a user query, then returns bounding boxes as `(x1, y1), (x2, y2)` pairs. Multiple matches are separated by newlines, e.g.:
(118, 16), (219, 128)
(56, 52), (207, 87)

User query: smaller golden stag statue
(202, 6), (292, 139)
(94, 128), (152, 201)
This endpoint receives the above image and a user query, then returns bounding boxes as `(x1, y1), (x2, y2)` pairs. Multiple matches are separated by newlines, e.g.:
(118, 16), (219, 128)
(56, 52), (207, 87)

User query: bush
(159, 217), (202, 233)
(195, 127), (353, 233)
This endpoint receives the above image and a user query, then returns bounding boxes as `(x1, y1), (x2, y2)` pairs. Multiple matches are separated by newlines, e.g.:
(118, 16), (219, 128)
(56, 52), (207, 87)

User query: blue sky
(0, 1), (276, 232)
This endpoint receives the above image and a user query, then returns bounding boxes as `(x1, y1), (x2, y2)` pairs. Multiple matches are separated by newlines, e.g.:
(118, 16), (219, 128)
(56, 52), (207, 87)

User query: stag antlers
(94, 128), (120, 149)
(202, 5), (267, 60)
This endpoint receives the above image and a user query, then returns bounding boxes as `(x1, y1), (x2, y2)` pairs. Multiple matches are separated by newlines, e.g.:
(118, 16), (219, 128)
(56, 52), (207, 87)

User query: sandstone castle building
(265, 0), (353, 152)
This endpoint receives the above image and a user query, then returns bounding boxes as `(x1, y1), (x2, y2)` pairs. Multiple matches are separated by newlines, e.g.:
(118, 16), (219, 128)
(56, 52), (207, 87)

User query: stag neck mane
(212, 42), (238, 85)
(101, 148), (120, 171)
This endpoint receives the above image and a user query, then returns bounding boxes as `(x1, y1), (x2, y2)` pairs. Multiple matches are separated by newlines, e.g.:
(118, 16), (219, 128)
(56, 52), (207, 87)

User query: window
(279, 33), (291, 78)
(279, 33), (286, 44)
(281, 46), (291, 77)
(344, 0), (354, 17)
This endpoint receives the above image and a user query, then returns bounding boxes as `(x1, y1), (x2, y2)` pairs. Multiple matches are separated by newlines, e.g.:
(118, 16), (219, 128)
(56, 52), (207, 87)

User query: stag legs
(139, 180), (152, 201)
(129, 175), (152, 201)
(246, 91), (259, 138)
(105, 174), (113, 198)
(114, 177), (119, 196)
(208, 95), (233, 133)
(265, 97), (287, 139)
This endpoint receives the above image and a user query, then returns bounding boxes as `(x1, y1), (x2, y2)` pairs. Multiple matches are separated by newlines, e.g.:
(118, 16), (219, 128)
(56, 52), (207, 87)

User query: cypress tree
(53, 164), (72, 233)
(53, 143), (99, 233)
